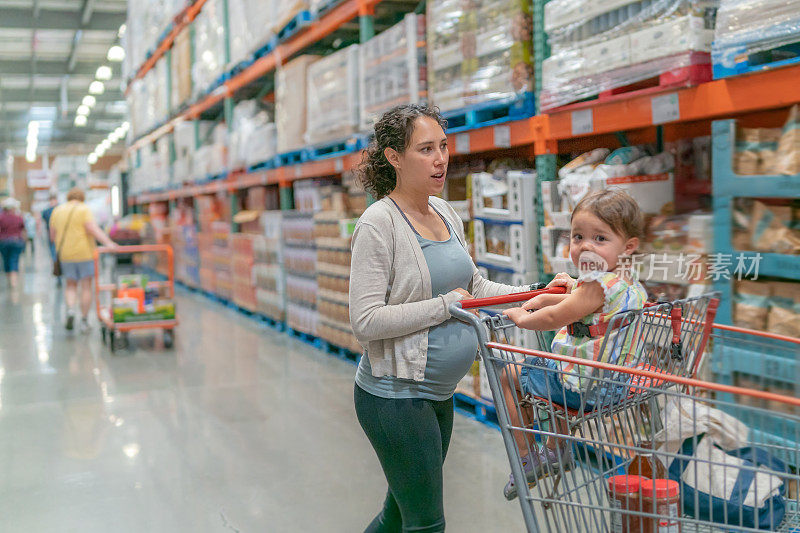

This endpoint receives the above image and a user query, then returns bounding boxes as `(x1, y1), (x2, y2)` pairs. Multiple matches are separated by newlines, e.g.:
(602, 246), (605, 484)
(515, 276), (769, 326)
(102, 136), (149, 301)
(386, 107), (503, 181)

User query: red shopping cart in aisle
(94, 244), (178, 352)
(451, 289), (800, 532)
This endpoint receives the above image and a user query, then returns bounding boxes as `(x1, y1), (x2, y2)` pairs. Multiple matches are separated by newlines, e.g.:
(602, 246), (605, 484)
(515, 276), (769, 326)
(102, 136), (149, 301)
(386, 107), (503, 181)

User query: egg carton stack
(315, 211), (360, 354)
(283, 212), (318, 335)
(541, 0), (717, 110)
(427, 0), (534, 112)
(359, 14), (428, 131)
(254, 212), (285, 322)
(471, 168), (540, 350)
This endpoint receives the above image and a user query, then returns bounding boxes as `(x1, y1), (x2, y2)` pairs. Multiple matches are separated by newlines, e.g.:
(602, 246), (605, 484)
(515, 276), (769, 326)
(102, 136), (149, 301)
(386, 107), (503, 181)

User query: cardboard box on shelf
(276, 55), (320, 153)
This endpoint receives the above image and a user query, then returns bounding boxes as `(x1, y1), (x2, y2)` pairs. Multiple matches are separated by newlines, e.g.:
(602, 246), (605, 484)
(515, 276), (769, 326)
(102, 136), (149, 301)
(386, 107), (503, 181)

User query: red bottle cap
(641, 479), (680, 499)
(607, 475), (644, 494)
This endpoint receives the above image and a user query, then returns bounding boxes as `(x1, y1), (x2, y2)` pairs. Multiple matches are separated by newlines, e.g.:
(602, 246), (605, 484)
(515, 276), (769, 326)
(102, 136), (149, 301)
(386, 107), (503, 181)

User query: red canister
(607, 475), (645, 533)
(640, 479), (680, 533)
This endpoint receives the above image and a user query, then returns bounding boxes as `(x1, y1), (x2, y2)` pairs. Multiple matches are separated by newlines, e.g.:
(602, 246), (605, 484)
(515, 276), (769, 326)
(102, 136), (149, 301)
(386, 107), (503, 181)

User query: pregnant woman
(349, 104), (537, 532)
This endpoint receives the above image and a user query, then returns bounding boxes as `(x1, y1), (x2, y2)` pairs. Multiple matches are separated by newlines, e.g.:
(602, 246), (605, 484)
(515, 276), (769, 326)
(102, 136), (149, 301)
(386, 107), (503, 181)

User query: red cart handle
(458, 286), (567, 310)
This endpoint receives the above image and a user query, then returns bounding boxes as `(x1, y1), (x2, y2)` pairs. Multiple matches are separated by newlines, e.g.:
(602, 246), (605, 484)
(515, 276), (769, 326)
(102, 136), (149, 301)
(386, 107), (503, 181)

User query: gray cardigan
(349, 196), (530, 381)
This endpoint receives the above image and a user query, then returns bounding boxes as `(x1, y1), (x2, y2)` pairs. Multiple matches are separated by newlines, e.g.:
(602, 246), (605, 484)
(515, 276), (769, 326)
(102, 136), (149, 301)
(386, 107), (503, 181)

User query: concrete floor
(0, 246), (526, 532)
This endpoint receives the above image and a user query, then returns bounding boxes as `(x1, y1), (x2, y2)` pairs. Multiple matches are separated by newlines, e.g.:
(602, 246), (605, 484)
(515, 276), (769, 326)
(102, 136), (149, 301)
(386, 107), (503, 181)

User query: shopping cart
(451, 289), (800, 532)
(94, 244), (178, 352)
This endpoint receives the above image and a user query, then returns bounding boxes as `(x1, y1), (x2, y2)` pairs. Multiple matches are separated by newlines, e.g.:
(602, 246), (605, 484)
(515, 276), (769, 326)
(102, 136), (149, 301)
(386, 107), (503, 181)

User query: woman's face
(388, 116), (449, 197)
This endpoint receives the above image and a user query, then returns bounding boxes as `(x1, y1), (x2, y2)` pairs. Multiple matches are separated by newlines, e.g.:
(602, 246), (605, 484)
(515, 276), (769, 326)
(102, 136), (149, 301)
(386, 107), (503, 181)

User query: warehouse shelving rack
(125, 0), (800, 427)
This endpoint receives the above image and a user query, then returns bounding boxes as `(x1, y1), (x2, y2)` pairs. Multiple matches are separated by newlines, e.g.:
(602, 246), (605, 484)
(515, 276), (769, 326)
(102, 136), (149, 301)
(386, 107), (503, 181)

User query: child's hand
(503, 306), (533, 327)
(521, 294), (554, 311)
(547, 272), (575, 292)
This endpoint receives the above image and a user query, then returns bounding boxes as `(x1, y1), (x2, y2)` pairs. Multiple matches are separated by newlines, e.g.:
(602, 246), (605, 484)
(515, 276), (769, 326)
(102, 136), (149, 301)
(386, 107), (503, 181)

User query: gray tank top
(355, 201), (479, 400)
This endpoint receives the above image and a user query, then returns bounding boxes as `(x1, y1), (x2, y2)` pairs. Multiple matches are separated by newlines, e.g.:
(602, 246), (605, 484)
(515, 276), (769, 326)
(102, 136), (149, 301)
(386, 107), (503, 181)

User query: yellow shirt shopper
(50, 200), (97, 262)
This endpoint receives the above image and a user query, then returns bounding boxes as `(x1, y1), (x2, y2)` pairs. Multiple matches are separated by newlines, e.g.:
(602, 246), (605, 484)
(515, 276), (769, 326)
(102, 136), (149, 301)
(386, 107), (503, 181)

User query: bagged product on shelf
(734, 280), (771, 331)
(306, 45), (360, 145)
(541, 0), (716, 110)
(776, 105), (800, 175)
(427, 0), (533, 112)
(229, 100), (275, 170)
(735, 126), (782, 175)
(359, 14), (427, 130)
(276, 55), (319, 153)
(766, 282), (800, 338)
(191, 0), (227, 97)
(747, 200), (800, 254)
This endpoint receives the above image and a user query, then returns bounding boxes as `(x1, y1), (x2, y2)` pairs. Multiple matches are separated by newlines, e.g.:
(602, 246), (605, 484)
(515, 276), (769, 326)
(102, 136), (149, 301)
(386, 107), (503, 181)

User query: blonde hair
(572, 189), (644, 240)
(67, 187), (85, 202)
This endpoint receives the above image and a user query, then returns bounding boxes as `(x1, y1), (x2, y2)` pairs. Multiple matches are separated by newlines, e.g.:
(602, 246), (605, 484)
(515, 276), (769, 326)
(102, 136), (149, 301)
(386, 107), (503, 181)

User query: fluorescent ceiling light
(89, 81), (105, 94)
(118, 24), (126, 38)
(27, 121), (39, 133)
(101, 140), (112, 150)
(74, 115), (88, 127)
(88, 153), (98, 164)
(96, 65), (112, 81)
(107, 46), (125, 62)
(77, 105), (90, 116)
(82, 95), (96, 107)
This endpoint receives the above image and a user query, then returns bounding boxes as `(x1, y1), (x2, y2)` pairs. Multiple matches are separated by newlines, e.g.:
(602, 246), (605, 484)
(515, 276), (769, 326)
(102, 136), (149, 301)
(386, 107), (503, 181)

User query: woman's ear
(384, 147), (401, 170)
(623, 237), (639, 256)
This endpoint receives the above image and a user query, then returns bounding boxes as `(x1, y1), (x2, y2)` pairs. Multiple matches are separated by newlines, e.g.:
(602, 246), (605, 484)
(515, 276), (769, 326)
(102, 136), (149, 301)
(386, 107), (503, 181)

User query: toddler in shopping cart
(500, 188), (648, 500)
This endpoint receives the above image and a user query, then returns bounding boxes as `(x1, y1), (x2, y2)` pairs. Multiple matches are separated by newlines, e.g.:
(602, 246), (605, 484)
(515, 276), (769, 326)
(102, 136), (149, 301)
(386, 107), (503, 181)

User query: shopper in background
(349, 104), (536, 533)
(0, 196), (27, 290)
(40, 193), (61, 286)
(50, 187), (117, 332)
(23, 210), (36, 255)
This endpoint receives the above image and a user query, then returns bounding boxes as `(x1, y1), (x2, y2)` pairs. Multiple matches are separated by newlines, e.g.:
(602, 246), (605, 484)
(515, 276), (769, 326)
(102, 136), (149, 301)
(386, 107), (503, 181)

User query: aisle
(0, 248), (525, 532)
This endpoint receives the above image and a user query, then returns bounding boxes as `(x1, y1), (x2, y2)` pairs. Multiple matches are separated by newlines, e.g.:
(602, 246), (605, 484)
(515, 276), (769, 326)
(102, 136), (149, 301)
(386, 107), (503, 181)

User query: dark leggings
(354, 383), (454, 533)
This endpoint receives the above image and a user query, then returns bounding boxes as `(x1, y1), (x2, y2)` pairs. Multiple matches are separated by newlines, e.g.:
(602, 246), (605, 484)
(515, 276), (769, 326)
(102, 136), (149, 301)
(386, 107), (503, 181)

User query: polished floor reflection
(0, 247), (525, 532)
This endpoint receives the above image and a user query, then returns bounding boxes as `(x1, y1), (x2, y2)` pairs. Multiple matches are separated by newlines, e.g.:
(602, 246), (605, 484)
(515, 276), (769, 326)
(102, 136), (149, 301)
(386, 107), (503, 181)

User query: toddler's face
(569, 211), (637, 273)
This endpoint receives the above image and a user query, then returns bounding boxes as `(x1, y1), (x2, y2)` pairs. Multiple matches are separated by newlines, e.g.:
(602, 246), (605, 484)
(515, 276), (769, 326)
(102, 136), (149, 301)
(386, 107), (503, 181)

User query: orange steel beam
(128, 0), (208, 88)
(543, 64), (800, 148)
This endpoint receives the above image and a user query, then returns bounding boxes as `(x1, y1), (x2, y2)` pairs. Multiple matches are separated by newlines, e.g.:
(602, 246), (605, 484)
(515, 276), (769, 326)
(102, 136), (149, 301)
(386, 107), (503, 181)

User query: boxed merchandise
(427, 0), (533, 112)
(541, 1), (716, 109)
(276, 55), (319, 153)
(739, 200), (800, 254)
(306, 45), (360, 145)
(192, 0), (227, 97)
(766, 281), (800, 338)
(229, 100), (276, 170)
(735, 126), (782, 175)
(359, 14), (427, 130)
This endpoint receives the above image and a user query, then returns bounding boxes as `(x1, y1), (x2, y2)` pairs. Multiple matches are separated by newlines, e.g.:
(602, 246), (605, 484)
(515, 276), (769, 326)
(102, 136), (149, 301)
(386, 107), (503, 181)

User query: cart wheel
(109, 331), (117, 353)
(163, 329), (174, 349)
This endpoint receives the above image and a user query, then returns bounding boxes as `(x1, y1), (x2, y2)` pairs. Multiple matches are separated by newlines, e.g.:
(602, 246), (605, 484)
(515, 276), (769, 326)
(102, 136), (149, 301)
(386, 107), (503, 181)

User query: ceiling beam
(2, 110), (125, 124)
(0, 8), (124, 31)
(0, 88), (123, 103)
(0, 59), (118, 77)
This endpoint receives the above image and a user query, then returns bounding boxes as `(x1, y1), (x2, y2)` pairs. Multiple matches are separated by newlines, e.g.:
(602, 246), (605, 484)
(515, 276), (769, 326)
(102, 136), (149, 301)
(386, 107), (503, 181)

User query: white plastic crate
(539, 225), (578, 277)
(471, 170), (537, 222)
(473, 218), (538, 273)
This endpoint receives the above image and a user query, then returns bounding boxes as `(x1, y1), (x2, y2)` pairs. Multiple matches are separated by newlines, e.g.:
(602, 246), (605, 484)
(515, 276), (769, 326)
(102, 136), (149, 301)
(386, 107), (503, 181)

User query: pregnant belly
(425, 319), (480, 386)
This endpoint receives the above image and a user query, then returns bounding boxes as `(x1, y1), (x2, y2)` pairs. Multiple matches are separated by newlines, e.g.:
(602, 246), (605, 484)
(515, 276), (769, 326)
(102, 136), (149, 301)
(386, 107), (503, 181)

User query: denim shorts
(519, 357), (628, 412)
(0, 239), (25, 272)
(61, 260), (95, 280)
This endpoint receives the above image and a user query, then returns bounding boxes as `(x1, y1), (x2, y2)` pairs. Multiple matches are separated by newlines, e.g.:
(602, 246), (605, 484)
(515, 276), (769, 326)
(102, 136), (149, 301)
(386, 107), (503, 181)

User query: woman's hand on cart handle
(452, 288), (479, 316)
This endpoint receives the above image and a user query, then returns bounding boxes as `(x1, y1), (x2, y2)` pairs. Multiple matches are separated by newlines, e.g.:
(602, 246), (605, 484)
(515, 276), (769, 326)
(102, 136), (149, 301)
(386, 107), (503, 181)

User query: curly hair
(357, 104), (448, 199)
